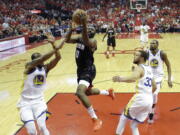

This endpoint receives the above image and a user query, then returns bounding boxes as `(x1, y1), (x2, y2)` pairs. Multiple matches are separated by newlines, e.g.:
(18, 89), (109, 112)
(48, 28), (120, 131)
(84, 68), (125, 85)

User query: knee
(85, 90), (92, 96)
(27, 129), (36, 135)
(38, 122), (45, 130)
(76, 86), (86, 98)
(130, 122), (138, 130)
(26, 124), (37, 135)
(76, 90), (85, 98)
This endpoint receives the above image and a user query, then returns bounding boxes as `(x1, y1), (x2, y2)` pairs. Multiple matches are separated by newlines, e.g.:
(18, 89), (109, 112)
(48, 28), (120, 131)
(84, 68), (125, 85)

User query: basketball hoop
(130, 0), (147, 10)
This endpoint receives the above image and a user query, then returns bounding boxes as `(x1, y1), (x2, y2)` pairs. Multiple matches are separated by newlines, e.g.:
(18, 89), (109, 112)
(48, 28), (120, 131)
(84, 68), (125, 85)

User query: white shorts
(17, 97), (47, 123)
(79, 80), (90, 87)
(124, 93), (153, 122)
(140, 35), (148, 43)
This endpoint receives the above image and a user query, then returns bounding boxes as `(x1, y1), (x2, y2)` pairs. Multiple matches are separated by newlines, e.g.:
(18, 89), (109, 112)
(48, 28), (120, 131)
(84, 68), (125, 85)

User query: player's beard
(88, 33), (95, 38)
(150, 47), (156, 51)
(133, 59), (139, 64)
(37, 64), (44, 69)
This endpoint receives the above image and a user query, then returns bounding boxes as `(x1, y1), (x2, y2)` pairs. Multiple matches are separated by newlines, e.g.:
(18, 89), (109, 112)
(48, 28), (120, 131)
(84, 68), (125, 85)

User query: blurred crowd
(0, 0), (179, 42)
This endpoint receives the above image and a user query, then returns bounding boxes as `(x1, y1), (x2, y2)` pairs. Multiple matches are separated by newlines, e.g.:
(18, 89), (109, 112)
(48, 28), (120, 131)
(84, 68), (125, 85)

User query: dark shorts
(107, 38), (116, 47)
(77, 65), (96, 85)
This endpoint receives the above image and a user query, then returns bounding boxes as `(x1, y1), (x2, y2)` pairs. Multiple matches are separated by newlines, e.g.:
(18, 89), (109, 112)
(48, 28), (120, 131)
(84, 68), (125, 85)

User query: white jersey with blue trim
(135, 64), (154, 95)
(148, 50), (164, 78)
(140, 25), (150, 36)
(21, 67), (46, 99)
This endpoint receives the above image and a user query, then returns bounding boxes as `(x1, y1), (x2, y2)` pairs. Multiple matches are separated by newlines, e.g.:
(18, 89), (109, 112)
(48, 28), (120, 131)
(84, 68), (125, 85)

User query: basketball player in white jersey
(147, 40), (173, 123)
(17, 36), (65, 135)
(113, 50), (157, 135)
(139, 22), (150, 50)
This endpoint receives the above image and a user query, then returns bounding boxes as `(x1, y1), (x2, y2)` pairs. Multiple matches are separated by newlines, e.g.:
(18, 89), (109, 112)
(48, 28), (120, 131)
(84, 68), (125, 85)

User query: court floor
(0, 33), (180, 135)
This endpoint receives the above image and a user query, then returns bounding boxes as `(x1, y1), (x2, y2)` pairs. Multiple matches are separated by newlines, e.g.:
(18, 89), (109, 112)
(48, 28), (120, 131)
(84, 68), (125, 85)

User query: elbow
(128, 80), (136, 83)
(57, 55), (61, 60)
(65, 39), (70, 43)
(55, 55), (61, 61)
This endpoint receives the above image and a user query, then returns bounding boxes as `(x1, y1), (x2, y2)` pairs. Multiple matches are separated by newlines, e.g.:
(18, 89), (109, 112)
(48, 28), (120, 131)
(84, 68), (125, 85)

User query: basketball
(72, 9), (87, 25)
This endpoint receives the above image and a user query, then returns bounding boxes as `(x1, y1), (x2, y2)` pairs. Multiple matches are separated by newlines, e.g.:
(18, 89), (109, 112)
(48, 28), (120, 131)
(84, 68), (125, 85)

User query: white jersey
(21, 67), (47, 99)
(124, 64), (154, 122)
(148, 50), (164, 79)
(140, 25), (150, 36)
(135, 64), (154, 95)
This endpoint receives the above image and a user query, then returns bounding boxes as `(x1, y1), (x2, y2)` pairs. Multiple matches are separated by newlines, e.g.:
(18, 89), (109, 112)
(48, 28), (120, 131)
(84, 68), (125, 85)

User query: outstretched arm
(81, 16), (96, 48)
(65, 22), (79, 43)
(112, 66), (142, 83)
(45, 37), (66, 73)
(25, 49), (58, 74)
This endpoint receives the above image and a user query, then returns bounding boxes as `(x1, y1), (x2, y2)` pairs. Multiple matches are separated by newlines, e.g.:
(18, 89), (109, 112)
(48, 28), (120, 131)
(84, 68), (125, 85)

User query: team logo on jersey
(150, 59), (159, 68)
(33, 75), (45, 86)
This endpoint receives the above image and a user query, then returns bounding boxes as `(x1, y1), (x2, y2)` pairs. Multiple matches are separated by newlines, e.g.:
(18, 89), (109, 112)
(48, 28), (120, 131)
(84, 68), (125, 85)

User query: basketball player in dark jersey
(65, 17), (115, 131)
(102, 23), (116, 58)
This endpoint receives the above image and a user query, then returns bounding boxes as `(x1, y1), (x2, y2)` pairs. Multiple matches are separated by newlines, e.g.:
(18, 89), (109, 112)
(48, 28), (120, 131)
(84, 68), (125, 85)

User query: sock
(116, 114), (128, 135)
(100, 90), (109, 95)
(107, 51), (110, 55)
(87, 106), (98, 119)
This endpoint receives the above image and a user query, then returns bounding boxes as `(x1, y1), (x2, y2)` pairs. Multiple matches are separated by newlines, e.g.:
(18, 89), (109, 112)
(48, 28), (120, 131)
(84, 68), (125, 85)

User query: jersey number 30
(144, 77), (152, 87)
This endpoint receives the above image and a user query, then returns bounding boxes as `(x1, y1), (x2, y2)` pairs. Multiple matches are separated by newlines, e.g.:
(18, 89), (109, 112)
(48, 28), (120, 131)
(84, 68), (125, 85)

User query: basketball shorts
(107, 38), (116, 47)
(124, 93), (153, 122)
(17, 97), (47, 123)
(77, 65), (96, 87)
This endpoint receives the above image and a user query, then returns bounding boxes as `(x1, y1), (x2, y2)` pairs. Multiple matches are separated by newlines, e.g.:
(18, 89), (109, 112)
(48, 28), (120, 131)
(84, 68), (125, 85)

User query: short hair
(151, 40), (159, 45)
(31, 52), (41, 60)
(139, 50), (148, 62)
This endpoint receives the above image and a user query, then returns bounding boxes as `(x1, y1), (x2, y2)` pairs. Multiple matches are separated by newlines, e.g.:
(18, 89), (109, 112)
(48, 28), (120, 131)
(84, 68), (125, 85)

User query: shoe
(92, 118), (103, 131)
(108, 88), (115, 100)
(112, 52), (115, 57)
(148, 113), (154, 124)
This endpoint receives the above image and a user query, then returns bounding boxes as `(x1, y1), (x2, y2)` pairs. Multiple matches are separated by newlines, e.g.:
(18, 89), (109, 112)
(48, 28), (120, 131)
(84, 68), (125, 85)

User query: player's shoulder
(160, 50), (167, 59)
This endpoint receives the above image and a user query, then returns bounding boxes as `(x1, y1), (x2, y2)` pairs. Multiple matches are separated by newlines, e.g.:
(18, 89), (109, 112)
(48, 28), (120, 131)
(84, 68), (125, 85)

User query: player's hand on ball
(80, 14), (87, 24)
(72, 9), (87, 25)
(113, 76), (121, 82)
